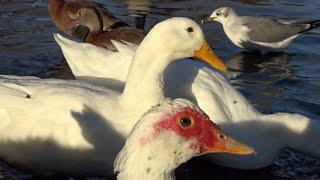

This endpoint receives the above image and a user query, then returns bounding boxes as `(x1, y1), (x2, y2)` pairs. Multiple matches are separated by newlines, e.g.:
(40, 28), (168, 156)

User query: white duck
(0, 17), (233, 175)
(114, 99), (254, 180)
(55, 26), (320, 170)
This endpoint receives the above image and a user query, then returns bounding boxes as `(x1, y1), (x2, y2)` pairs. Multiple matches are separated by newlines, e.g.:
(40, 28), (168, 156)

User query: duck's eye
(216, 12), (221, 16)
(218, 134), (226, 140)
(179, 117), (192, 128)
(187, 27), (194, 33)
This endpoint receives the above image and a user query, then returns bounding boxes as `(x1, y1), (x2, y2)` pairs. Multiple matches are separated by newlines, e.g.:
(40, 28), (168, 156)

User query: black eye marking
(219, 134), (226, 140)
(187, 27), (194, 33)
(216, 12), (221, 16)
(180, 117), (192, 128)
(78, 11), (82, 16)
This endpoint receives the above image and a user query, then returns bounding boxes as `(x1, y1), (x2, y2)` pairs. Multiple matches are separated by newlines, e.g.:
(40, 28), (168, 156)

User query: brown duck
(68, 6), (145, 50)
(48, 0), (130, 36)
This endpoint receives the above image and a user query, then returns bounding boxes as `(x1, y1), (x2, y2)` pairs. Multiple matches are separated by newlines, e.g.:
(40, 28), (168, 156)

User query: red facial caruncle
(154, 107), (223, 153)
(153, 107), (255, 155)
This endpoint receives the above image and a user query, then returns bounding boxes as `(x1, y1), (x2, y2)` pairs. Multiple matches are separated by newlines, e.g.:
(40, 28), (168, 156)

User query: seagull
(202, 7), (320, 52)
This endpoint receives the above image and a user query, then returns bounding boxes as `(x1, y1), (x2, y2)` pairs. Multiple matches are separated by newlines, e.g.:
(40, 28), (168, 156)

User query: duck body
(55, 35), (320, 169)
(174, 65), (319, 169)
(0, 77), (129, 176)
(54, 34), (136, 82)
(85, 27), (145, 51)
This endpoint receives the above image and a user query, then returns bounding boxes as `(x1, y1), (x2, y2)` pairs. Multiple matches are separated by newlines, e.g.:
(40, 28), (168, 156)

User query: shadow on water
(227, 51), (292, 74)
(176, 157), (279, 180)
(0, 106), (123, 179)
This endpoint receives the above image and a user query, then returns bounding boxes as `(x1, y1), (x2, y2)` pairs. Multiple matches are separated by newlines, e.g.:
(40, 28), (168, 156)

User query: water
(0, 0), (320, 179)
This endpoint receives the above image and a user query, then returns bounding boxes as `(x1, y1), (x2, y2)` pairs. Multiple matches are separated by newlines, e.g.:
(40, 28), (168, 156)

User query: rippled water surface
(0, 0), (320, 179)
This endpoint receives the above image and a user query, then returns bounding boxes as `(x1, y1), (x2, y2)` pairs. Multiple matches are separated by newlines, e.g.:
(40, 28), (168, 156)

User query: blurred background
(0, 0), (320, 179)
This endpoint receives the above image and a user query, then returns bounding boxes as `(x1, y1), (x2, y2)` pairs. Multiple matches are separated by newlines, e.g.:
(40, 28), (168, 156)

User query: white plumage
(0, 17), (219, 175)
(55, 31), (320, 169)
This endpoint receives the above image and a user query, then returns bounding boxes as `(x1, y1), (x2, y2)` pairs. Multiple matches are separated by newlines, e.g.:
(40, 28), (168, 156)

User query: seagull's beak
(194, 41), (227, 72)
(201, 17), (216, 24)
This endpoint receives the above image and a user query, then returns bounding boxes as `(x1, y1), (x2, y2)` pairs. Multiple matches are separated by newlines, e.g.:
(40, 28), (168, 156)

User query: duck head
(138, 17), (227, 71)
(115, 99), (254, 179)
(68, 7), (103, 33)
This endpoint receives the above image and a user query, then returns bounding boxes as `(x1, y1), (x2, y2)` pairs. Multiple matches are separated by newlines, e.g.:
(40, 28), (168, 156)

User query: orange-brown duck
(68, 6), (145, 50)
(48, 0), (134, 37)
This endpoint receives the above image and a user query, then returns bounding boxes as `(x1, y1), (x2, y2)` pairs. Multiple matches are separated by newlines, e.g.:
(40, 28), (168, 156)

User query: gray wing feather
(242, 17), (309, 43)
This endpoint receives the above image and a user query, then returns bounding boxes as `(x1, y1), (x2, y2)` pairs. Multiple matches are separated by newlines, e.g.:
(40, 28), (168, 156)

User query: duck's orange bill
(205, 135), (255, 155)
(194, 41), (227, 72)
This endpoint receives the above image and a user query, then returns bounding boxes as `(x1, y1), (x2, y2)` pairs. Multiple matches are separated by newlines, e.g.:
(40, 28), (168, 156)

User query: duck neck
(99, 9), (122, 28)
(116, 151), (175, 180)
(121, 40), (172, 110)
(88, 8), (103, 34)
(115, 133), (191, 180)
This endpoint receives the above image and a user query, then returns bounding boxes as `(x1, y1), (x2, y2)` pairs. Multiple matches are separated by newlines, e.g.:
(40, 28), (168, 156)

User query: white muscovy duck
(54, 27), (320, 170)
(114, 99), (254, 180)
(0, 17), (233, 175)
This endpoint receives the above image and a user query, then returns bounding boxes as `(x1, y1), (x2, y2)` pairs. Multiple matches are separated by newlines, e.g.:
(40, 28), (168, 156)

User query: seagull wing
(241, 17), (309, 43)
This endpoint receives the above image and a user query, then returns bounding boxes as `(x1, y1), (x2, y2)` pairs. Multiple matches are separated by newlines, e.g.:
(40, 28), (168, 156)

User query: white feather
(56, 33), (320, 169)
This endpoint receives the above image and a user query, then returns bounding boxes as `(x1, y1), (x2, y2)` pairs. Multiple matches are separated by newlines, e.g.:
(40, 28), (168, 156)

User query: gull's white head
(138, 17), (227, 71)
(114, 99), (254, 180)
(202, 7), (236, 24)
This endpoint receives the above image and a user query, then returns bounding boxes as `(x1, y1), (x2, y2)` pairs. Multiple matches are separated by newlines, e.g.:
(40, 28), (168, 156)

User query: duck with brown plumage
(48, 0), (145, 48)
(48, 0), (146, 78)
(68, 6), (145, 50)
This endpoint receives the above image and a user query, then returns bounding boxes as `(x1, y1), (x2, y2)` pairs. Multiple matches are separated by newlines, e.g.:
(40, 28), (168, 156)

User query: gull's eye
(187, 27), (194, 33)
(78, 10), (83, 16)
(179, 117), (193, 128)
(216, 12), (221, 16)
